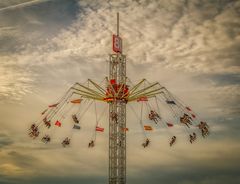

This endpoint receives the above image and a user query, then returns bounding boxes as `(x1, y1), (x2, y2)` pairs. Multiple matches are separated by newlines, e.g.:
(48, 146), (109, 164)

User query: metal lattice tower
(109, 13), (127, 184)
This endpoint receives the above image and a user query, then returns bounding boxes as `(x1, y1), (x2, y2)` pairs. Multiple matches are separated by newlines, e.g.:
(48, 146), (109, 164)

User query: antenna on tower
(117, 12), (119, 36)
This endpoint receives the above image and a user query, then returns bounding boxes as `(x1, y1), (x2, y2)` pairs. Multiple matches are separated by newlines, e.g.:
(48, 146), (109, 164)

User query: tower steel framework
(109, 13), (127, 184)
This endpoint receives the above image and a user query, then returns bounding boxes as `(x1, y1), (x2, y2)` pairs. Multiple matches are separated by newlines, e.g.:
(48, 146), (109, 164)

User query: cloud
(0, 0), (50, 12)
(0, 163), (24, 176)
(1, 134), (239, 184)
(129, 166), (240, 184)
(49, 0), (239, 75)
(0, 58), (34, 101)
(0, 133), (13, 149)
(0, 0), (80, 101)
(0, 0), (239, 101)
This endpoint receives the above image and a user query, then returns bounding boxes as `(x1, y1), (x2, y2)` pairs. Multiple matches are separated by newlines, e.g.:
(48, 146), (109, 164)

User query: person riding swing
(42, 135), (51, 143)
(43, 117), (51, 128)
(197, 121), (209, 137)
(142, 138), (150, 148)
(202, 127), (209, 137)
(180, 113), (192, 128)
(62, 137), (70, 147)
(149, 110), (160, 124)
(29, 124), (40, 138)
(72, 114), (79, 124)
(88, 140), (95, 148)
(30, 123), (36, 131)
(170, 136), (176, 146)
(189, 132), (197, 143)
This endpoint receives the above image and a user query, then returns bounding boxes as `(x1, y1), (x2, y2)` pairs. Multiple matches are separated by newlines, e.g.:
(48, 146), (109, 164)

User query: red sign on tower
(112, 34), (122, 53)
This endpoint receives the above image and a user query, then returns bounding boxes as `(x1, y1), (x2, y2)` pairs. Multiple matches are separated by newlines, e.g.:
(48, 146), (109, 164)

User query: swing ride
(28, 13), (210, 184)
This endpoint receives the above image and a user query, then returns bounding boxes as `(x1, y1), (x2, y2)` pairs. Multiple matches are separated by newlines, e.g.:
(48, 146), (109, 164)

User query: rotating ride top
(28, 13), (210, 184)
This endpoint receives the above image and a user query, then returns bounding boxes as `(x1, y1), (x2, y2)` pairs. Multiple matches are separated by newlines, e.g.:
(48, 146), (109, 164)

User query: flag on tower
(70, 99), (82, 104)
(96, 126), (104, 132)
(55, 120), (61, 127)
(191, 114), (196, 118)
(137, 96), (148, 102)
(166, 123), (174, 127)
(49, 103), (59, 108)
(122, 128), (129, 132)
(144, 125), (153, 131)
(186, 107), (192, 111)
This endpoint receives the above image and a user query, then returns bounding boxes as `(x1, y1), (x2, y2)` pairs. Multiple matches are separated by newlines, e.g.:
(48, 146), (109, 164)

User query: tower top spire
(117, 12), (119, 36)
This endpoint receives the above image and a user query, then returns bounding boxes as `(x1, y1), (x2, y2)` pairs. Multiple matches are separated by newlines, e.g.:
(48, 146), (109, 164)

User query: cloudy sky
(0, 0), (240, 184)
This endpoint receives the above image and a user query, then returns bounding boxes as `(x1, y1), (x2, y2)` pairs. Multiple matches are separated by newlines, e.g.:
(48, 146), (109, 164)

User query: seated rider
(149, 110), (160, 124)
(190, 132), (197, 143)
(29, 124), (40, 138)
(183, 113), (192, 124)
(45, 121), (51, 128)
(189, 134), (193, 143)
(142, 138), (150, 148)
(193, 132), (196, 139)
(42, 135), (51, 143)
(202, 126), (209, 137)
(33, 131), (39, 139)
(148, 113), (154, 120)
(30, 123), (36, 131)
(145, 138), (150, 147)
(72, 114), (79, 124)
(197, 122), (209, 137)
(184, 113), (192, 119)
(62, 137), (70, 147)
(88, 140), (95, 148)
(170, 136), (176, 146)
(201, 121), (209, 128)
(31, 130), (39, 138)
(180, 117), (190, 128)
(42, 117), (51, 128)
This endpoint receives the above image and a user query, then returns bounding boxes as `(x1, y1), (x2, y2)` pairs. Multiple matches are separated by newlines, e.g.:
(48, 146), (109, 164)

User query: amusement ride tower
(108, 12), (127, 184)
(28, 13), (210, 184)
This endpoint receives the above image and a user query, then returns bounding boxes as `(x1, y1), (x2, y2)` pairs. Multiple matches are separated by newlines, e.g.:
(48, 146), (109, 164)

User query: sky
(0, 0), (240, 184)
